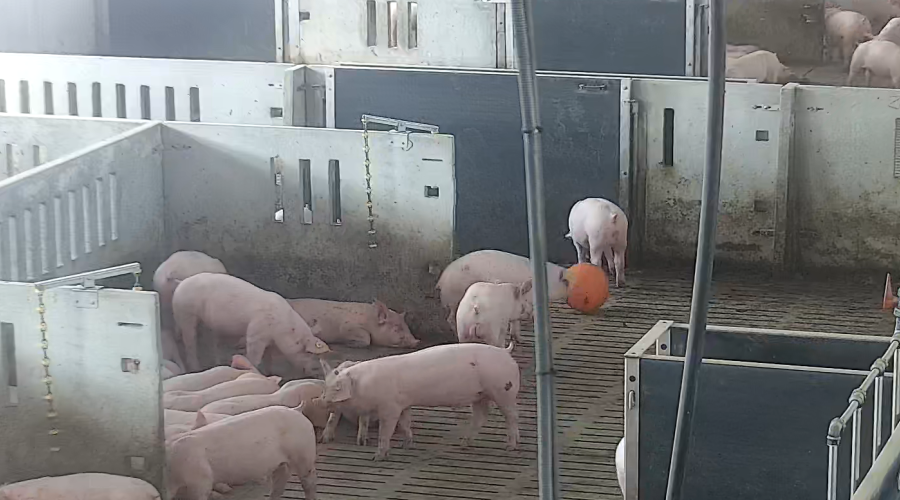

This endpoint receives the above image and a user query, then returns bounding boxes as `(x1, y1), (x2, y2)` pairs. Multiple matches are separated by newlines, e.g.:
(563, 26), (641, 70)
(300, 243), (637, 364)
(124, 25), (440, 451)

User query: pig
(435, 249), (569, 333)
(825, 7), (874, 66)
(303, 397), (332, 429)
(160, 327), (186, 374)
(163, 355), (260, 393)
(566, 197), (629, 287)
(165, 409), (232, 427)
(200, 379), (325, 415)
(456, 280), (534, 348)
(725, 50), (798, 84)
(876, 16), (900, 45)
(288, 298), (419, 348)
(726, 44), (760, 59)
(848, 39), (900, 87)
(320, 360), (377, 445)
(162, 359), (183, 380)
(166, 405), (318, 500)
(163, 373), (282, 412)
(0, 473), (161, 500)
(321, 342), (520, 461)
(846, 0), (900, 33)
(616, 437), (626, 498)
(171, 273), (329, 372)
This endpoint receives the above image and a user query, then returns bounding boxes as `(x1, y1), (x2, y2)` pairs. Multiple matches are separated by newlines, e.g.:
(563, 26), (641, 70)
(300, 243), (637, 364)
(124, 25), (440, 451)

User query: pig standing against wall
(153, 250), (228, 370)
(172, 273), (329, 372)
(825, 6), (874, 67)
(566, 197), (629, 287)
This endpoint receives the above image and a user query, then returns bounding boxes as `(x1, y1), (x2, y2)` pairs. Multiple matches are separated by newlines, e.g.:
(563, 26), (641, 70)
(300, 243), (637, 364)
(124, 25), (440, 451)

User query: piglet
(163, 374), (282, 412)
(288, 298), (419, 348)
(826, 7), (874, 66)
(322, 342), (520, 461)
(172, 273), (329, 372)
(0, 473), (161, 500)
(725, 50), (798, 84)
(163, 355), (260, 393)
(567, 197), (629, 287)
(200, 379), (324, 415)
(436, 249), (568, 333)
(320, 360), (376, 445)
(166, 405), (318, 500)
(849, 39), (900, 87)
(456, 280), (533, 348)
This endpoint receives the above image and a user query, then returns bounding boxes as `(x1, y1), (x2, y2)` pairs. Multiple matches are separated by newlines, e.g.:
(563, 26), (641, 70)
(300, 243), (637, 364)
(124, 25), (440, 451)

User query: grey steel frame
(827, 306), (900, 500)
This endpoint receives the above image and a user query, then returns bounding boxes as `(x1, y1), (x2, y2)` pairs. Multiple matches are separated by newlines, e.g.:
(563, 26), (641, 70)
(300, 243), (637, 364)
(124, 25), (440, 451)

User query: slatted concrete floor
(261, 268), (894, 499)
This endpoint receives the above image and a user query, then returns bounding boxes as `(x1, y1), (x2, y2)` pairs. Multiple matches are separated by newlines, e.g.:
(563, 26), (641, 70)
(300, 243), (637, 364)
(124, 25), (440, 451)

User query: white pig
(876, 16), (900, 45)
(435, 249), (569, 333)
(163, 355), (260, 393)
(200, 379), (324, 415)
(0, 473), (160, 500)
(848, 39), (900, 87)
(162, 359), (183, 380)
(288, 298), (419, 348)
(165, 409), (232, 427)
(826, 7), (874, 66)
(321, 343), (520, 461)
(163, 374), (282, 412)
(172, 273), (329, 372)
(725, 50), (798, 84)
(456, 280), (534, 348)
(166, 405), (318, 500)
(726, 44), (760, 59)
(566, 197), (629, 287)
(616, 436), (626, 498)
(320, 360), (375, 445)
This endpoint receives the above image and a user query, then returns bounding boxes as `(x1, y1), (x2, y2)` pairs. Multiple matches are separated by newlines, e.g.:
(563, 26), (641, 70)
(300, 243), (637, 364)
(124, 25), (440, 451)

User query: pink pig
(320, 360), (375, 446)
(0, 473), (160, 500)
(165, 409), (231, 427)
(163, 355), (260, 393)
(166, 405), (318, 500)
(456, 280), (533, 348)
(163, 374), (282, 412)
(321, 343), (520, 461)
(288, 298), (419, 348)
(436, 249), (569, 333)
(566, 197), (629, 287)
(171, 273), (329, 372)
(200, 379), (324, 415)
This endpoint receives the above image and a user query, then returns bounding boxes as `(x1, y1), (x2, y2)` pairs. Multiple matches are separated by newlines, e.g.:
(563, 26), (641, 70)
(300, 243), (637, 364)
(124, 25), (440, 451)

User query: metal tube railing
(827, 310), (900, 500)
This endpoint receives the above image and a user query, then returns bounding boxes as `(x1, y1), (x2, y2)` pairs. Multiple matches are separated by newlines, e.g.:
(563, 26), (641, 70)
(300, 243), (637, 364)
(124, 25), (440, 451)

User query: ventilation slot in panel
(329, 160), (342, 225)
(43, 82), (54, 115)
(67, 82), (78, 116)
(2, 323), (17, 406)
(300, 159), (313, 224)
(18, 81), (30, 114)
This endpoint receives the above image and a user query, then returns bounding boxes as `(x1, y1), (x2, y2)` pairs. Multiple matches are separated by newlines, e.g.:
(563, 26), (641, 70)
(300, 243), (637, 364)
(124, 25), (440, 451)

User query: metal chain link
(361, 116), (378, 249)
(34, 287), (60, 452)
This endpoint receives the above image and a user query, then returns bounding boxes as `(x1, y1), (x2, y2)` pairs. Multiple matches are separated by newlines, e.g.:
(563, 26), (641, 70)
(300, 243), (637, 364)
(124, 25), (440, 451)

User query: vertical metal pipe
(664, 0), (726, 498)
(852, 407), (862, 492)
(509, 0), (559, 498)
(893, 350), (899, 430)
(827, 442), (839, 500)
(875, 375), (884, 461)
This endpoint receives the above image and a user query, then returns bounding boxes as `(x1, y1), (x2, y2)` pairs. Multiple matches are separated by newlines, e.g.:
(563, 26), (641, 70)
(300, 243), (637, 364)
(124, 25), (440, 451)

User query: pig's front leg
(357, 414), (370, 446)
(244, 336), (268, 368)
(573, 241), (587, 263)
(340, 325), (372, 348)
(322, 410), (341, 443)
(374, 410), (402, 461)
(509, 321), (522, 345)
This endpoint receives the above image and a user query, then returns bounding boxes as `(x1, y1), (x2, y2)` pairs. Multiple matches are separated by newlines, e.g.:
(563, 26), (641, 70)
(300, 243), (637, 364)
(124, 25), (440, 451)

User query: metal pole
(664, 0), (726, 498)
(509, 0), (560, 498)
(827, 441), (839, 500)
(875, 375), (884, 462)
(852, 407), (862, 492)
(894, 350), (899, 430)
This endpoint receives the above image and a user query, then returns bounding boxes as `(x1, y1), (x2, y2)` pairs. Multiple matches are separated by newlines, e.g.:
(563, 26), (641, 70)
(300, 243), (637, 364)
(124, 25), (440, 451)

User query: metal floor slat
(227, 268), (893, 499)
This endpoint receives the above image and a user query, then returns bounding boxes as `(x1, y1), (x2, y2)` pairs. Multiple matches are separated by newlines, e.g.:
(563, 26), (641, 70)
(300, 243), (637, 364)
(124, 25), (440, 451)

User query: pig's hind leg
(496, 399), (520, 451)
(461, 399), (490, 448)
(296, 467), (318, 500)
(269, 463), (290, 500)
(398, 408), (415, 448)
(175, 313), (203, 372)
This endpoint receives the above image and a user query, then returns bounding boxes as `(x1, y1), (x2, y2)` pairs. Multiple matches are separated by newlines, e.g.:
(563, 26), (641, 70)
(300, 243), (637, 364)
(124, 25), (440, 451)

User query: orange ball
(564, 263), (610, 314)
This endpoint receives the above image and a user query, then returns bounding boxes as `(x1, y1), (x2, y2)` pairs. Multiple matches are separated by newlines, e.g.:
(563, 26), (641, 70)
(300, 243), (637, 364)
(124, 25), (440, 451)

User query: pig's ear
(332, 374), (354, 402)
(521, 279), (533, 295)
(269, 375), (283, 385)
(321, 358), (334, 378)
(374, 299), (389, 324)
(193, 412), (208, 430)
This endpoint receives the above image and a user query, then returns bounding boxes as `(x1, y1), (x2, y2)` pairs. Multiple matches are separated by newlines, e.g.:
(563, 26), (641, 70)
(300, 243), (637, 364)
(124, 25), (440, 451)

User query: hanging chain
(361, 116), (378, 249)
(34, 287), (60, 452)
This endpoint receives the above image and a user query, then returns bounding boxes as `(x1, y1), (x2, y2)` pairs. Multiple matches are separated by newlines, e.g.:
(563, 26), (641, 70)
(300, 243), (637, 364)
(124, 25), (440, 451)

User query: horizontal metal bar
(361, 114), (439, 133)
(33, 263), (142, 290)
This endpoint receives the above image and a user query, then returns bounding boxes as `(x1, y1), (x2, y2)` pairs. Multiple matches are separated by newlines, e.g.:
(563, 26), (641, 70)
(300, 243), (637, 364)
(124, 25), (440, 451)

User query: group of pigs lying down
(0, 198), (628, 500)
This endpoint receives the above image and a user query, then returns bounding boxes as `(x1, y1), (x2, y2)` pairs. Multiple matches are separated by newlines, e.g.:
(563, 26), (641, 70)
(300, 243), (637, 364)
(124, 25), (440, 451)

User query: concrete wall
(0, 0), (103, 56)
(634, 79), (783, 266)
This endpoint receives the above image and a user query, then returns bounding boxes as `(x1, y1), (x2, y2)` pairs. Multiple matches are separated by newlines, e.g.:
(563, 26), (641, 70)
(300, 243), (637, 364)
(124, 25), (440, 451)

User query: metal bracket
(752, 105), (780, 111)
(74, 289), (99, 309)
(752, 228), (775, 237)
(361, 114), (439, 133)
(34, 263), (142, 291)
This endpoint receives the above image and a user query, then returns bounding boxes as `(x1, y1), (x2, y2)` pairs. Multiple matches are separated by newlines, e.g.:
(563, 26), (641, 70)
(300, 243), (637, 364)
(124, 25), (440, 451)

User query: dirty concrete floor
(225, 268), (894, 500)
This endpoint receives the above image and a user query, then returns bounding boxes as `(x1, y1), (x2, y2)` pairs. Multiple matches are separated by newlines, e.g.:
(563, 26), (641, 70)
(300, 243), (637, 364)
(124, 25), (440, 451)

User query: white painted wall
(0, 0), (106, 55)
